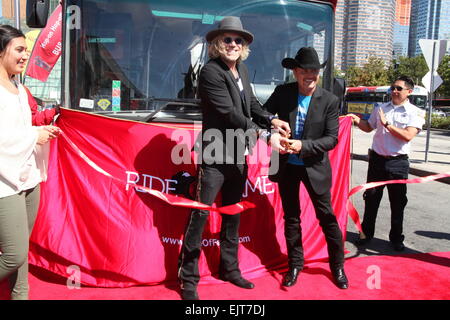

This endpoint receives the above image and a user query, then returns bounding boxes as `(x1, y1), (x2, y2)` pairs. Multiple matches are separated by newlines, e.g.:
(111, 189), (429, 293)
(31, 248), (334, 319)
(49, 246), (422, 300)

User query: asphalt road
(344, 157), (450, 258)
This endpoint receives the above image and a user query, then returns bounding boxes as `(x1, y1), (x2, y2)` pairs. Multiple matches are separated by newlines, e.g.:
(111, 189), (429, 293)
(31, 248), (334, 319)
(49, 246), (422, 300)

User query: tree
(387, 55), (428, 86)
(345, 56), (389, 86)
(344, 65), (362, 87)
(437, 55), (450, 97)
(361, 56), (389, 86)
(333, 68), (345, 79)
(343, 54), (450, 91)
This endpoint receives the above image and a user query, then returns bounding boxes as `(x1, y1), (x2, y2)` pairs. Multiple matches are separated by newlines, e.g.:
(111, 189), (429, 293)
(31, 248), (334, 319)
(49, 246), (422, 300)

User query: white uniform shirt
(0, 82), (48, 198)
(368, 100), (425, 157)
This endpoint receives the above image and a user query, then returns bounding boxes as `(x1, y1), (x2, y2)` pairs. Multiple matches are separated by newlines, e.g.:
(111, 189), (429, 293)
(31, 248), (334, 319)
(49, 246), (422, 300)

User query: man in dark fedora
(263, 47), (348, 289)
(177, 16), (290, 300)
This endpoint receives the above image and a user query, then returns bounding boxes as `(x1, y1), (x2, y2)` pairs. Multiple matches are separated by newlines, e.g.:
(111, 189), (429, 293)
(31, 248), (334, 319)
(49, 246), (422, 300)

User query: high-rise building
(334, 0), (345, 71)
(393, 0), (411, 58)
(335, 0), (396, 70)
(409, 0), (450, 57)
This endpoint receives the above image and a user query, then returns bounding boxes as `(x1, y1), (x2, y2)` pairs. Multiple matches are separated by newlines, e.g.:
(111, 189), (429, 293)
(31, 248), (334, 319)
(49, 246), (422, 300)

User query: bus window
(409, 95), (427, 109)
(50, 0), (335, 122)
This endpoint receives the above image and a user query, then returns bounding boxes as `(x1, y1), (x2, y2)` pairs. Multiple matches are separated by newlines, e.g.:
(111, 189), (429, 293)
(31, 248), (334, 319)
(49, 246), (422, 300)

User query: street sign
(422, 71), (443, 93)
(419, 39), (447, 70)
(418, 39), (448, 163)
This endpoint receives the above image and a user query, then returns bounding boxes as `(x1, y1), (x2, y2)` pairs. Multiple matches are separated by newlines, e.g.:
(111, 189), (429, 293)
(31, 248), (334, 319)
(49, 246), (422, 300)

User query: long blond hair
(208, 35), (250, 63)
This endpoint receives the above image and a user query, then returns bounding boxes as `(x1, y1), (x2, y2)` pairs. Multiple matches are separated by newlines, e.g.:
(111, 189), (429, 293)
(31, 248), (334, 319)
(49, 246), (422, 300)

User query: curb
(351, 153), (450, 185)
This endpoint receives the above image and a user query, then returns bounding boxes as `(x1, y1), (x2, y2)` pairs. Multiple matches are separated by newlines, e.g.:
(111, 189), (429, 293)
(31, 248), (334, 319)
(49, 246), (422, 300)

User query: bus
(25, 0), (340, 123)
(344, 85), (429, 119)
(19, 0), (350, 291)
(433, 99), (450, 116)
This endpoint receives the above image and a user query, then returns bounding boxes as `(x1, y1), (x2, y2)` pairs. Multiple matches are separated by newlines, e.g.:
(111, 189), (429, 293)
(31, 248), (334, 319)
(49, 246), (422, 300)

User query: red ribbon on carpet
(60, 131), (255, 215)
(347, 171), (450, 232)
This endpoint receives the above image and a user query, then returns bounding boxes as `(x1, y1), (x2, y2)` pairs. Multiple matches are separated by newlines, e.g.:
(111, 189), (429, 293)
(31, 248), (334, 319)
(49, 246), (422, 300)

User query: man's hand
(348, 113), (361, 125)
(348, 113), (373, 133)
(282, 138), (302, 154)
(378, 108), (388, 127)
(269, 132), (290, 154)
(271, 118), (291, 138)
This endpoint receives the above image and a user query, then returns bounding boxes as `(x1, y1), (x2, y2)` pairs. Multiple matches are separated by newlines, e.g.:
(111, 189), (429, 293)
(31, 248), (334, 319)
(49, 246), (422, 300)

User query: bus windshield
(62, 0), (333, 121)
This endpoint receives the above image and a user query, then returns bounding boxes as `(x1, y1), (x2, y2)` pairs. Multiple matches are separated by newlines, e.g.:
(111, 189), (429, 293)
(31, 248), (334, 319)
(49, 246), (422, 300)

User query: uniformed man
(350, 75), (425, 251)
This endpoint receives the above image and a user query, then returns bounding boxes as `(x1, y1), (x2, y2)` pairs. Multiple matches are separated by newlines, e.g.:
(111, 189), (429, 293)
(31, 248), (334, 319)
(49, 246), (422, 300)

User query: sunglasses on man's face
(223, 37), (244, 45)
(390, 85), (409, 92)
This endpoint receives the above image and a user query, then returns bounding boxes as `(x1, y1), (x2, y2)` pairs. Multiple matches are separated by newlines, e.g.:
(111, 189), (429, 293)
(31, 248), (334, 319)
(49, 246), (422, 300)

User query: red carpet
(1, 251), (449, 300)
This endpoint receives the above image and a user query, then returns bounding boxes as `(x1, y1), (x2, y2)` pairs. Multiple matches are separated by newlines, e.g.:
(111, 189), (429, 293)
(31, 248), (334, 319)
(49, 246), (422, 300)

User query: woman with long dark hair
(0, 24), (60, 300)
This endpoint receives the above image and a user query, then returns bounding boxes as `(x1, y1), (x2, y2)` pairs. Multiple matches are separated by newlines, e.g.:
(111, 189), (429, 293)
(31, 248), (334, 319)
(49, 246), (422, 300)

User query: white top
(0, 81), (49, 198)
(368, 100), (425, 157)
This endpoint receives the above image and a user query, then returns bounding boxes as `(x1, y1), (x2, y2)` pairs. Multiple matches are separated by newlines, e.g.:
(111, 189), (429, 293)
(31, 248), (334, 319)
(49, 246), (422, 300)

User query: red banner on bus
(29, 109), (351, 287)
(25, 5), (62, 82)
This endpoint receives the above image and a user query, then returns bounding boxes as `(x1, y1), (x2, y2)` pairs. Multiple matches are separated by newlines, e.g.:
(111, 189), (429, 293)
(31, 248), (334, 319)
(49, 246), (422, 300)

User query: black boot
(181, 287), (199, 300)
(282, 267), (302, 287)
(331, 267), (349, 289)
(220, 275), (255, 289)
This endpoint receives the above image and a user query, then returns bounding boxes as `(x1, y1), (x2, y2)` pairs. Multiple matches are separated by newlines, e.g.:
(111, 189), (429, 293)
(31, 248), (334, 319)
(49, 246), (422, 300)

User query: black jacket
(197, 58), (272, 164)
(263, 82), (340, 194)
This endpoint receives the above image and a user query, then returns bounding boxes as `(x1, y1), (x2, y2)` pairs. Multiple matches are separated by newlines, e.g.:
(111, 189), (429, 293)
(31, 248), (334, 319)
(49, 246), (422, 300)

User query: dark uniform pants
(178, 163), (247, 290)
(362, 150), (409, 243)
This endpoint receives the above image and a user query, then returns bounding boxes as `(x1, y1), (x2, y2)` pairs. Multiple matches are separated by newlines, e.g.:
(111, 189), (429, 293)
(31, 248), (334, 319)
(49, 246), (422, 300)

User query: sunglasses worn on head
(223, 37), (243, 45)
(390, 85), (408, 92)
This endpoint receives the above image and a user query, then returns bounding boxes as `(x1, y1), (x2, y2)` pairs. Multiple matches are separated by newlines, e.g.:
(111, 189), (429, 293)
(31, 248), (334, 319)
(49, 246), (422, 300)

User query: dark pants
(362, 150), (409, 243)
(178, 163), (247, 290)
(278, 164), (344, 270)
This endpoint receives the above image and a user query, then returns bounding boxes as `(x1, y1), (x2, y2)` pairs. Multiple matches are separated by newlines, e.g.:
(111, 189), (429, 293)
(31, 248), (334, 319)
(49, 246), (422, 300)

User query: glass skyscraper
(335, 0), (396, 70)
(409, 0), (450, 57)
(393, 0), (411, 58)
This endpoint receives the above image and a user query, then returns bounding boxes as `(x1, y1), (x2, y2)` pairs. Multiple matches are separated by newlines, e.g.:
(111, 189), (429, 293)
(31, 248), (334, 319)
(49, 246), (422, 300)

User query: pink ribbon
(348, 171), (450, 232)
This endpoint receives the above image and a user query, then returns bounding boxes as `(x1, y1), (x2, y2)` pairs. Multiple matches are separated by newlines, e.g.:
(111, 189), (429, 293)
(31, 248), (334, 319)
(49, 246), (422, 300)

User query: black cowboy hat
(282, 47), (327, 69)
(205, 16), (254, 44)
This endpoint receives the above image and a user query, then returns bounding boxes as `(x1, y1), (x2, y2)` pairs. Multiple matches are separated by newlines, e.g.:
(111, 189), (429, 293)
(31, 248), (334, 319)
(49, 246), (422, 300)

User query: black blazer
(263, 82), (340, 195)
(197, 58), (272, 164)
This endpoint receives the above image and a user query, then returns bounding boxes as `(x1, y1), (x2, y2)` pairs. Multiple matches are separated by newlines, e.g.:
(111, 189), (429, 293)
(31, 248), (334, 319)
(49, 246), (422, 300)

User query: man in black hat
(177, 16), (290, 300)
(263, 47), (348, 289)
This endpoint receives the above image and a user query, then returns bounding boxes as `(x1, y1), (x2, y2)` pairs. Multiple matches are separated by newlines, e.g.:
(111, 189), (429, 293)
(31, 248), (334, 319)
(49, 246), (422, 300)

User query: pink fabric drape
(29, 109), (351, 287)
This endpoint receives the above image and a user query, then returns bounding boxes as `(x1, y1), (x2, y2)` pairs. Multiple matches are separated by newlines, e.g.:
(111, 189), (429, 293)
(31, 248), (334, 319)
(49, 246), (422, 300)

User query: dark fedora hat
(282, 47), (327, 69)
(205, 16), (254, 44)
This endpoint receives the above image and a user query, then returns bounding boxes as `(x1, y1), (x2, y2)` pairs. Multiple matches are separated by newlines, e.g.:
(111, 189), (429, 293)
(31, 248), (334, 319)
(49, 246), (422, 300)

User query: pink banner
(29, 109), (352, 287)
(25, 5), (62, 82)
